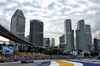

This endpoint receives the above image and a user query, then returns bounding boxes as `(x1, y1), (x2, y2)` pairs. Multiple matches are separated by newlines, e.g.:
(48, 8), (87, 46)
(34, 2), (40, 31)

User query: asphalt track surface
(1, 60), (100, 66)
(0, 60), (50, 66)
(35, 60), (100, 66)
(70, 60), (100, 66)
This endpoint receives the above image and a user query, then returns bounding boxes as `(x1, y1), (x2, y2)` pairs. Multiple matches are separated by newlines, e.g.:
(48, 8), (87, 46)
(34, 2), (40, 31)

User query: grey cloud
(76, 9), (88, 13)
(22, 2), (41, 8)
(22, 2), (32, 6)
(46, 31), (63, 35)
(58, 0), (68, 3)
(6, 0), (18, 3)
(30, 10), (34, 12)
(47, 2), (55, 10)
(22, 9), (30, 14)
(90, 0), (100, 4)
(92, 10), (100, 33)
(0, 17), (10, 30)
(33, 14), (40, 16)
(76, 0), (88, 4)
(89, 5), (100, 11)
(4, 7), (17, 12)
(58, 0), (69, 6)
(42, 13), (56, 18)
(43, 15), (52, 18)
(60, 8), (71, 13)
(0, 2), (6, 6)
(69, 4), (79, 8)
(3, 2), (23, 12)
(29, 8), (41, 13)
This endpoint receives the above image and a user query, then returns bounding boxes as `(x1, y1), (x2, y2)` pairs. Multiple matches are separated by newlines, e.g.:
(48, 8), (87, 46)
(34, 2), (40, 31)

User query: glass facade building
(10, 9), (25, 51)
(94, 38), (100, 51)
(76, 20), (92, 51)
(10, 9), (25, 39)
(29, 19), (43, 47)
(59, 34), (65, 44)
(43, 38), (50, 48)
(64, 19), (74, 51)
(51, 38), (55, 47)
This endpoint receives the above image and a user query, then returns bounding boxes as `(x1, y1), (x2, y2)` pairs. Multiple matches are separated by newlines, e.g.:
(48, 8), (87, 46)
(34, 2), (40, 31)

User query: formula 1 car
(21, 59), (34, 63)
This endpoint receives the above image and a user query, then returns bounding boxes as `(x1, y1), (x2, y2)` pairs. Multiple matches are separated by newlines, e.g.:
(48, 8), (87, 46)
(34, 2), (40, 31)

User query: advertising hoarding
(2, 46), (14, 54)
(73, 51), (77, 55)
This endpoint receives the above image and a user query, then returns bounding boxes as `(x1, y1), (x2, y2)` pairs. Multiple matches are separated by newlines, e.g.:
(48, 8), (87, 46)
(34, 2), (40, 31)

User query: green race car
(21, 59), (34, 63)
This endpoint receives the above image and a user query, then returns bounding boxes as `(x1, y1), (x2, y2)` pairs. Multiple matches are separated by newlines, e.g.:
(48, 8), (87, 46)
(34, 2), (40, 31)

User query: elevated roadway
(0, 24), (44, 49)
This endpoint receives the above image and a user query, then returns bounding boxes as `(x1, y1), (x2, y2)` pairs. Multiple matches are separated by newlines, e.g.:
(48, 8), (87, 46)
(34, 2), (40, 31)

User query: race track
(0, 60), (48, 66)
(35, 60), (100, 66)
(1, 60), (100, 66)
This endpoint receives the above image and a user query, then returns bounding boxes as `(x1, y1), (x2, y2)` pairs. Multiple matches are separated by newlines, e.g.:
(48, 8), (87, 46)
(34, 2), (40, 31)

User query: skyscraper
(10, 9), (25, 51)
(94, 38), (98, 51)
(93, 38), (100, 51)
(59, 34), (65, 44)
(59, 34), (66, 51)
(71, 30), (74, 50)
(64, 19), (74, 51)
(10, 9), (25, 39)
(51, 38), (55, 47)
(29, 19), (43, 47)
(43, 38), (50, 49)
(76, 20), (87, 51)
(25, 35), (29, 42)
(85, 25), (92, 51)
(76, 20), (92, 51)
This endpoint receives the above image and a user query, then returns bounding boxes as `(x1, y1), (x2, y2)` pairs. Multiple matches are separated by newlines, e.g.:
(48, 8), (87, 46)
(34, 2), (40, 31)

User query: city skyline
(0, 0), (100, 45)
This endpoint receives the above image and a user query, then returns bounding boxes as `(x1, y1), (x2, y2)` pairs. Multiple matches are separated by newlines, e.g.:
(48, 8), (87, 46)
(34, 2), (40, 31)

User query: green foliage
(18, 49), (24, 52)
(45, 46), (62, 55)
(77, 49), (83, 54)
(90, 51), (99, 56)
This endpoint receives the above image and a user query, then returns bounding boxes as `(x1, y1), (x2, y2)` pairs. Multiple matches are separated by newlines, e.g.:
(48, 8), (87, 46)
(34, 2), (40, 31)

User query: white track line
(49, 61), (59, 66)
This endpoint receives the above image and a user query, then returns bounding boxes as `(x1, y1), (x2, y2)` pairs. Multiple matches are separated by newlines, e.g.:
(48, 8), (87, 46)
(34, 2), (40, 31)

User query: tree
(90, 51), (99, 56)
(45, 47), (62, 55)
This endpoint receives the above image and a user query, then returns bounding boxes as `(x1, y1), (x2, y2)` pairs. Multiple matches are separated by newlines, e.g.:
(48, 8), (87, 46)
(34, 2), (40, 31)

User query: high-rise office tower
(76, 20), (90, 51)
(71, 30), (74, 50)
(94, 38), (98, 51)
(43, 38), (50, 49)
(93, 38), (100, 51)
(25, 35), (29, 42)
(29, 19), (43, 47)
(51, 38), (55, 47)
(59, 34), (66, 50)
(59, 34), (65, 44)
(10, 9), (25, 38)
(85, 25), (92, 51)
(10, 9), (25, 51)
(64, 19), (74, 51)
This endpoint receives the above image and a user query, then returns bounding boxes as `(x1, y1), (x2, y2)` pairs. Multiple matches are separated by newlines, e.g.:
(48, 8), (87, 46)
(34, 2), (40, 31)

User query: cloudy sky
(0, 0), (100, 45)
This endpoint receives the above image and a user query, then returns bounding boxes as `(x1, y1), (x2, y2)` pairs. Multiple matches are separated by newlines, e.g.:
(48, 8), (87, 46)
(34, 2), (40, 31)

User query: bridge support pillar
(14, 43), (18, 52)
(21, 44), (24, 50)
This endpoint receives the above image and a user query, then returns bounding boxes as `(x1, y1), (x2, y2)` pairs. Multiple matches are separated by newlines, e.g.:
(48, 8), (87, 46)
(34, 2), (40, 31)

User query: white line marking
(49, 61), (59, 66)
